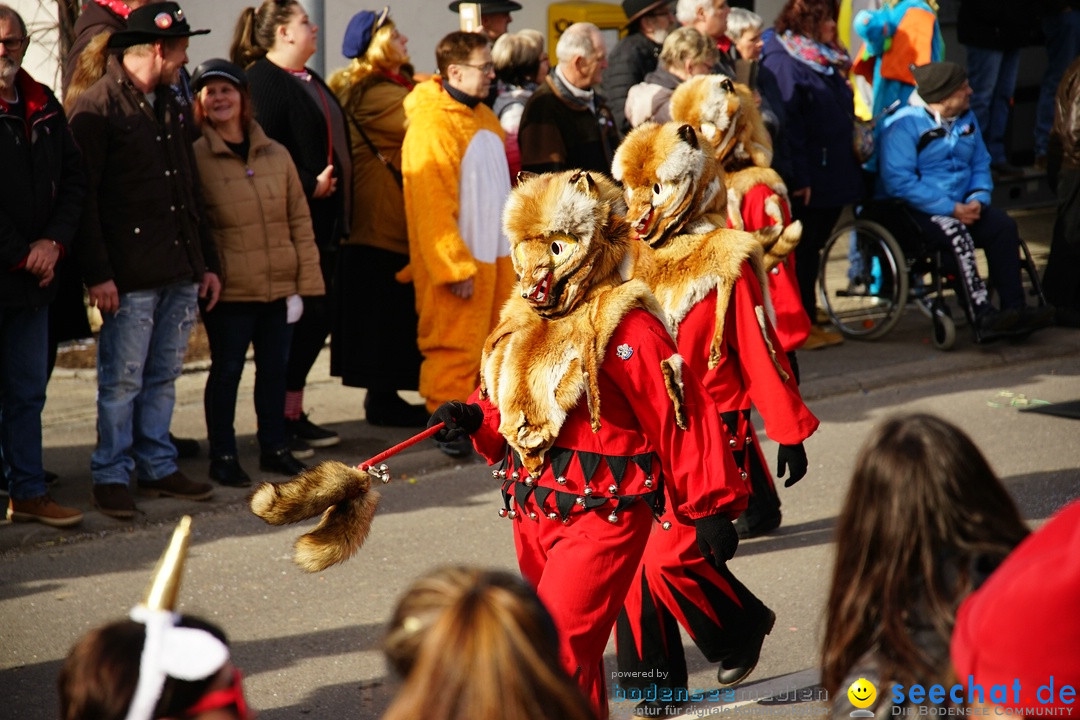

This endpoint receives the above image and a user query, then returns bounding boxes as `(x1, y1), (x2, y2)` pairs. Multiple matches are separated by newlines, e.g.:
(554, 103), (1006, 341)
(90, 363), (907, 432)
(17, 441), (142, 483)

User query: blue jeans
(965, 45), (1021, 166)
(91, 282), (197, 485)
(203, 299), (292, 457)
(1035, 11), (1080, 157)
(0, 305), (49, 501)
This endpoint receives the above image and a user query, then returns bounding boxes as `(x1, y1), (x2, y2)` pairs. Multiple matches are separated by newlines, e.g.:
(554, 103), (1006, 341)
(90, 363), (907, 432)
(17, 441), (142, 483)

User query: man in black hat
(448, 1), (521, 43)
(68, 1), (222, 519)
(876, 61), (1054, 342)
(602, 0), (677, 134)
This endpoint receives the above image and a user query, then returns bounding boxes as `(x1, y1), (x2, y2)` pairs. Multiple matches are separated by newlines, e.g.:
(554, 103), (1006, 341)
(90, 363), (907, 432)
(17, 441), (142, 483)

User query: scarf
(778, 30), (851, 76)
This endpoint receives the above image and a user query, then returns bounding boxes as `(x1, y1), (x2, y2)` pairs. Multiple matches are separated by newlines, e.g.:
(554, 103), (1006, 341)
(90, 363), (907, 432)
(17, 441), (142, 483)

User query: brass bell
(644, 479), (653, 488)
(556, 476), (567, 485)
(662, 521), (672, 530)
(508, 509), (518, 519)
(740, 470), (748, 480)
(528, 512), (538, 520)
(584, 486), (593, 496)
(492, 470), (501, 479)
(498, 508), (508, 518)
(608, 484), (618, 494)
(575, 497), (586, 506)
(607, 512), (618, 523)
(511, 471), (520, 480)
(729, 437), (737, 448)
(548, 512), (559, 520)
(524, 477), (534, 487)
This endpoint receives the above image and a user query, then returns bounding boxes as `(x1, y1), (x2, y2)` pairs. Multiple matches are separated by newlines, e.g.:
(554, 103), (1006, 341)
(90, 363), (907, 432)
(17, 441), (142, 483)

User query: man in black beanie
(873, 61), (1054, 342)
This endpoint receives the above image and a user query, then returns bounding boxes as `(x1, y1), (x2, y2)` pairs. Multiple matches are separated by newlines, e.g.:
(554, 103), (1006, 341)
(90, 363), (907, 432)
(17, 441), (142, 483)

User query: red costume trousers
(513, 499), (654, 720)
(615, 501), (771, 694)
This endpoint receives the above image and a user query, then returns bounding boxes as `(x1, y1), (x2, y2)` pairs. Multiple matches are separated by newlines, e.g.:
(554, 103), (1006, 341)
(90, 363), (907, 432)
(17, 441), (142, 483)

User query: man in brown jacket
(68, 2), (221, 519)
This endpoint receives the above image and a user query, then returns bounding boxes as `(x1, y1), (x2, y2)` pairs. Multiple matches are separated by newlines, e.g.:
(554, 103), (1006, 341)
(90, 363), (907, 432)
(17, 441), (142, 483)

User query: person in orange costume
(400, 31), (516, 456)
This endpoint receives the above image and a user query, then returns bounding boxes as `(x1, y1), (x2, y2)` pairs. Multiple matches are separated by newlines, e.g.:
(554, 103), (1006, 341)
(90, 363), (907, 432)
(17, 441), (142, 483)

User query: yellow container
(547, 2), (628, 64)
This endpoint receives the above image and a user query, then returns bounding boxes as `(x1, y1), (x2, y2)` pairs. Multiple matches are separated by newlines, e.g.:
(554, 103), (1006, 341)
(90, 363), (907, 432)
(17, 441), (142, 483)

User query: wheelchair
(816, 200), (1047, 350)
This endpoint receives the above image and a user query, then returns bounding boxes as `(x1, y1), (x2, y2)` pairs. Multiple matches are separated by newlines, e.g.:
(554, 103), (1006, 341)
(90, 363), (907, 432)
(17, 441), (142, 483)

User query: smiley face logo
(848, 678), (877, 709)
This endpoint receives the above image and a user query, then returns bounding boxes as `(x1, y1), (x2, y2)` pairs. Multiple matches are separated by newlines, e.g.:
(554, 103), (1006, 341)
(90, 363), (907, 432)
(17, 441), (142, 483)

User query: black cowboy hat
(108, 2), (210, 49)
(448, 1), (522, 13)
(621, 0), (671, 27)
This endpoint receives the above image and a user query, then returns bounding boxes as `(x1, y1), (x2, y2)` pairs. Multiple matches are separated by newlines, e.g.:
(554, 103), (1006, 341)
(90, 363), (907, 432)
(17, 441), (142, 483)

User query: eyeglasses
(456, 62), (494, 74)
(183, 667), (250, 720)
(0, 36), (27, 52)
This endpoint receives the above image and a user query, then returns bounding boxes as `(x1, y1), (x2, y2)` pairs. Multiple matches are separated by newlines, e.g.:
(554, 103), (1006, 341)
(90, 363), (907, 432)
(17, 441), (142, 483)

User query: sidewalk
(4, 206), (1077, 554)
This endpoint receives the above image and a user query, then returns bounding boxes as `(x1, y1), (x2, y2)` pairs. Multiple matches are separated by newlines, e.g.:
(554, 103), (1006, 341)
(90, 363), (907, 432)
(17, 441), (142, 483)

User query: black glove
(427, 401), (484, 442)
(695, 514), (740, 564)
(776, 443), (808, 487)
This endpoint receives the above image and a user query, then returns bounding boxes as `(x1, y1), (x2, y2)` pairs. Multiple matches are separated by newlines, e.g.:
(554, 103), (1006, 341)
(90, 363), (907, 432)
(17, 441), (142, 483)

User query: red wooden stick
(359, 422), (446, 470)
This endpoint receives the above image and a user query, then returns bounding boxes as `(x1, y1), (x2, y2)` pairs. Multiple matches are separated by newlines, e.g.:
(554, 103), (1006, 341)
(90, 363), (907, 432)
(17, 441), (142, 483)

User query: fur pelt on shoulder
(482, 170), (674, 475)
(637, 226), (776, 369)
(725, 166), (802, 270)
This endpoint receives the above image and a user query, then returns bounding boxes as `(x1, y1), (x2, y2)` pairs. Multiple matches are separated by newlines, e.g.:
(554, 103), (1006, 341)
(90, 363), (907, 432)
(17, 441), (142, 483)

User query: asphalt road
(2, 207), (1079, 719)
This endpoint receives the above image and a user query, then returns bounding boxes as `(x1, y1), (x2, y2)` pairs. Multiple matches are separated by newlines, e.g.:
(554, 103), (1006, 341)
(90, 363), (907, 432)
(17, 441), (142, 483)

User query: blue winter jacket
(759, 32), (863, 208)
(877, 105), (994, 216)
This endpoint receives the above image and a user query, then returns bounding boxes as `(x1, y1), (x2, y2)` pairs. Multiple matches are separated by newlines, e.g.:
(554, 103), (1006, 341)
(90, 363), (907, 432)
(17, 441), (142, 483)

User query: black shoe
(733, 511), (782, 539)
(92, 483), (137, 519)
(435, 436), (473, 459)
(259, 448), (308, 476)
(633, 698), (686, 717)
(717, 608), (776, 687)
(137, 471), (214, 501)
(209, 455), (252, 487)
(974, 307), (1019, 342)
(1015, 304), (1055, 333)
(285, 413), (340, 448)
(170, 433), (200, 459)
(364, 392), (429, 428)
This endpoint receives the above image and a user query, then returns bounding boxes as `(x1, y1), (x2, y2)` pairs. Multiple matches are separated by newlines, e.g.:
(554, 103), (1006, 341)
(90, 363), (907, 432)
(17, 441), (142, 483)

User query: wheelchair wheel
(931, 307), (956, 351)
(818, 219), (910, 340)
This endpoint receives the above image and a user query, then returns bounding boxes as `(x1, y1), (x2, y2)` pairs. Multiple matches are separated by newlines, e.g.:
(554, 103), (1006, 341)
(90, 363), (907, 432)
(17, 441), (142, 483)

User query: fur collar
(479, 278), (667, 475)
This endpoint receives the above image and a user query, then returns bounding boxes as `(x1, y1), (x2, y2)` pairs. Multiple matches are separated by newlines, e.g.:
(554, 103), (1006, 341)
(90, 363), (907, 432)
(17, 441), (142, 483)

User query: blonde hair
(328, 19), (409, 107)
(382, 566), (595, 720)
(492, 28), (544, 85)
(658, 26), (718, 72)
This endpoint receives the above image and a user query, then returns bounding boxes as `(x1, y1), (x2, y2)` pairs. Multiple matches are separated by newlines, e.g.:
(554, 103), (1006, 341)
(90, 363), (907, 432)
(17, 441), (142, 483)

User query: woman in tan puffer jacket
(191, 59), (324, 486)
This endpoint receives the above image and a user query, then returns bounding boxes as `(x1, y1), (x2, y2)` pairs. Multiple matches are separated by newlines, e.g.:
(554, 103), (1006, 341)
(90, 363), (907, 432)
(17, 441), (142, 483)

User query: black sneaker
(259, 448), (308, 476)
(974, 307), (1019, 342)
(209, 455), (252, 487)
(285, 413), (340, 448)
(288, 435), (315, 460)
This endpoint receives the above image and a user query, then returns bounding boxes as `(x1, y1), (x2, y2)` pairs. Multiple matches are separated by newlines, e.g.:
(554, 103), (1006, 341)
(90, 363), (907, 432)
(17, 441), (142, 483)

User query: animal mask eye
(551, 240), (565, 255)
(653, 183), (662, 195)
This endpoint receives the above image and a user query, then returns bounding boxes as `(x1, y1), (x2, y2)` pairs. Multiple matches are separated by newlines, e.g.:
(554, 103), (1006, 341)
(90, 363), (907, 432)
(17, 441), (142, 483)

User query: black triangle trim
(578, 451), (603, 483)
(631, 453), (654, 475)
(584, 496), (608, 510)
(605, 455), (628, 485)
(554, 491), (576, 520)
(513, 481), (535, 508)
(549, 447), (574, 479)
(533, 486), (553, 511)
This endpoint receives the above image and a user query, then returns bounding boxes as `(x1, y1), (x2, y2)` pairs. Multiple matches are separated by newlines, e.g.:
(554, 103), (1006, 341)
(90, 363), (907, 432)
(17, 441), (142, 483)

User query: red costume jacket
(471, 309), (748, 525)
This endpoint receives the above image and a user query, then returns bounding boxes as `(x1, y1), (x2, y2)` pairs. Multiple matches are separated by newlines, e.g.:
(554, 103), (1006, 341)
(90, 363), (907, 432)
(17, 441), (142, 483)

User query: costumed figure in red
(670, 74), (813, 538)
(610, 120), (818, 715)
(427, 169), (751, 720)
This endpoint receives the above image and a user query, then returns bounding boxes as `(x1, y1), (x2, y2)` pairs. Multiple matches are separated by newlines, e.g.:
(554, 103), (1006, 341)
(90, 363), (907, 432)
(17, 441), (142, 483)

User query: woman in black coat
(231, 0), (352, 454)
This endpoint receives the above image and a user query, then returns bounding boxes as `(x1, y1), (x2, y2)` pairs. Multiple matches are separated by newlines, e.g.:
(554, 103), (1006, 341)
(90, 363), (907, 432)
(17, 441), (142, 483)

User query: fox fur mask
(502, 170), (636, 318)
(670, 75), (773, 171)
(611, 123), (727, 248)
